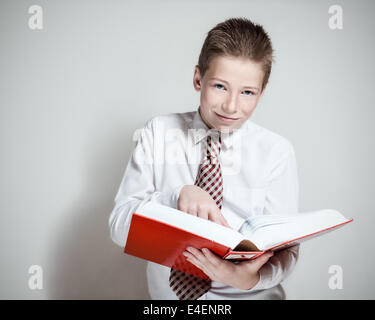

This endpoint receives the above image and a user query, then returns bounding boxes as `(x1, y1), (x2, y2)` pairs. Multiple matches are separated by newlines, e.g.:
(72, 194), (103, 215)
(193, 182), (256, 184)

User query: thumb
(252, 251), (274, 269)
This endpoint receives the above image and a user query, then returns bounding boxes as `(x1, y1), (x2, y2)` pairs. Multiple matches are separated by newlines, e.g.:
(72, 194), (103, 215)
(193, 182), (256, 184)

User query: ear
(193, 65), (202, 91)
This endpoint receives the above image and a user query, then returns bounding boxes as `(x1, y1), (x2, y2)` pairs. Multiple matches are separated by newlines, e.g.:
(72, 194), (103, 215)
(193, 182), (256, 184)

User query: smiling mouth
(215, 113), (239, 120)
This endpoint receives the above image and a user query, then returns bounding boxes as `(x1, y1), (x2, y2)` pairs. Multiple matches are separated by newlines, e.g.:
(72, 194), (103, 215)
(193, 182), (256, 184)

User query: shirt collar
(187, 106), (252, 149)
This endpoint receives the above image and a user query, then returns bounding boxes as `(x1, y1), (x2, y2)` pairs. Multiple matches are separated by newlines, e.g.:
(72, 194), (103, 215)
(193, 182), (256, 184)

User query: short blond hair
(198, 17), (274, 91)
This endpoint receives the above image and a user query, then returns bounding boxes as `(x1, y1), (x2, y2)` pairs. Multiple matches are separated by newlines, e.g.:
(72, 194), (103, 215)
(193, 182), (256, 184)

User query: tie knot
(205, 132), (221, 159)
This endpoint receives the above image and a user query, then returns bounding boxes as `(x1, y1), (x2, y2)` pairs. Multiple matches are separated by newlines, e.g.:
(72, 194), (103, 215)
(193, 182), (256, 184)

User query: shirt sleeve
(249, 139), (300, 291)
(108, 118), (185, 248)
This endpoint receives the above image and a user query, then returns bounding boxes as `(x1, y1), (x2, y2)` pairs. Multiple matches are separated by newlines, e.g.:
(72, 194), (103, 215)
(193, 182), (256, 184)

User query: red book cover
(124, 213), (232, 279)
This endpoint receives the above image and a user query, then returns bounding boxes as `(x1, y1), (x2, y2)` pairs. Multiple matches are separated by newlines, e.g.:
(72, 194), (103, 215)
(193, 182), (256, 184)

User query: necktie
(169, 132), (223, 300)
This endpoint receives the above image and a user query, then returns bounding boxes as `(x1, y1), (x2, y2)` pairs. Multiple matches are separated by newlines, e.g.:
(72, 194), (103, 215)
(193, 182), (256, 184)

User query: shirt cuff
(158, 184), (185, 210)
(249, 263), (273, 291)
(231, 262), (272, 293)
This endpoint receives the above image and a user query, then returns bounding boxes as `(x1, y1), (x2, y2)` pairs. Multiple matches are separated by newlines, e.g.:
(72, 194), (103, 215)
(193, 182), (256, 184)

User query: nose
(222, 92), (237, 115)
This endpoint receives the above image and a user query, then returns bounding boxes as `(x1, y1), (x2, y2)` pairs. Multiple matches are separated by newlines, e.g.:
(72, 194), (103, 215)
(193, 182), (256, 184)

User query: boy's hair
(198, 17), (274, 91)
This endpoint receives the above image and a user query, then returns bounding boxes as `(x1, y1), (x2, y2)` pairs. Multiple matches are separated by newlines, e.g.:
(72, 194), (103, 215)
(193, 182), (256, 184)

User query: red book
(124, 202), (353, 279)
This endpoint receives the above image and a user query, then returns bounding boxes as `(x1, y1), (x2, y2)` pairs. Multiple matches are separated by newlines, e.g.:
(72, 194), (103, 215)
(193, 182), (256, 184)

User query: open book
(124, 202), (353, 279)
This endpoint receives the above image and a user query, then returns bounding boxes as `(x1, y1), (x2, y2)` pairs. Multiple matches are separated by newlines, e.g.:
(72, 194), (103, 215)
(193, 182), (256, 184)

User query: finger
(208, 209), (224, 225)
(209, 209), (231, 228)
(219, 215), (231, 228)
(186, 258), (213, 279)
(197, 209), (209, 220)
(212, 207), (230, 227)
(186, 206), (198, 217)
(185, 248), (218, 276)
(183, 253), (205, 271)
(185, 247), (208, 262)
(201, 248), (221, 266)
(183, 251), (211, 276)
(179, 204), (193, 215)
(186, 257), (202, 269)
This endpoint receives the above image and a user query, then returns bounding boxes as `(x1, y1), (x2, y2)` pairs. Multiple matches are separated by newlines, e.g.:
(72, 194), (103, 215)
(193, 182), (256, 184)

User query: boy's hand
(178, 185), (230, 228)
(183, 247), (274, 290)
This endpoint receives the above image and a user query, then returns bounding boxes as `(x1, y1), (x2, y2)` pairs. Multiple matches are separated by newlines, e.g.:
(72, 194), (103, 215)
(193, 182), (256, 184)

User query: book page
(243, 210), (351, 250)
(136, 201), (245, 249)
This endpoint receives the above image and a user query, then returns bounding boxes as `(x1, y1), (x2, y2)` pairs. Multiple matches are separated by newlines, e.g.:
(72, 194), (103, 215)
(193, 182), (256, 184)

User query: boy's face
(193, 55), (266, 133)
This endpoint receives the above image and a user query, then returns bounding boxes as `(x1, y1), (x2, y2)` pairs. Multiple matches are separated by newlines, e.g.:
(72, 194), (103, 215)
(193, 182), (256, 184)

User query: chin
(215, 124), (235, 133)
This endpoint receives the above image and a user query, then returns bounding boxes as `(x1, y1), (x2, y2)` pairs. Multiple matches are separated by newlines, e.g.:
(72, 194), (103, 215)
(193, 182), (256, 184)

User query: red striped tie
(169, 132), (223, 300)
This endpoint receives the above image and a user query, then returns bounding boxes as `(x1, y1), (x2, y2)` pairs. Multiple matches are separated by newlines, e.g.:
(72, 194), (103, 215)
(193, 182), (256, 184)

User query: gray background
(0, 0), (374, 299)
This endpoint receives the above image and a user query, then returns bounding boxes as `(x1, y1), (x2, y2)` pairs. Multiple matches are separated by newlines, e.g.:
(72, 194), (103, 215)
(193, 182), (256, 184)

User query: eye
(242, 90), (254, 96)
(214, 84), (225, 90)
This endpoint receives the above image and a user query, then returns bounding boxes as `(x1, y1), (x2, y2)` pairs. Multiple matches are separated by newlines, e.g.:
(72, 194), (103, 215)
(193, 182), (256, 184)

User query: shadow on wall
(45, 123), (150, 299)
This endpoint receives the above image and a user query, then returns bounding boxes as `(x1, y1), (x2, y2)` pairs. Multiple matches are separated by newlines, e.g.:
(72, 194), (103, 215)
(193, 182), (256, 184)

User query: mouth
(215, 112), (239, 122)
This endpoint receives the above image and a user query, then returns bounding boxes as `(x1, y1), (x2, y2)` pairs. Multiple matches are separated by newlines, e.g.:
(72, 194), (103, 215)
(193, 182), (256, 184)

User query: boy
(109, 17), (299, 300)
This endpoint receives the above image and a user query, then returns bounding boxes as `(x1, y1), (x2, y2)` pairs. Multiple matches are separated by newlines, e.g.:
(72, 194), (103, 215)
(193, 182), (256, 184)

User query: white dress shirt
(109, 107), (300, 300)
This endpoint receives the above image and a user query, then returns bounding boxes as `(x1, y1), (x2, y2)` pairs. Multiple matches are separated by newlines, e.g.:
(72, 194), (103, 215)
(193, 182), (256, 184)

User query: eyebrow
(209, 77), (260, 91)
